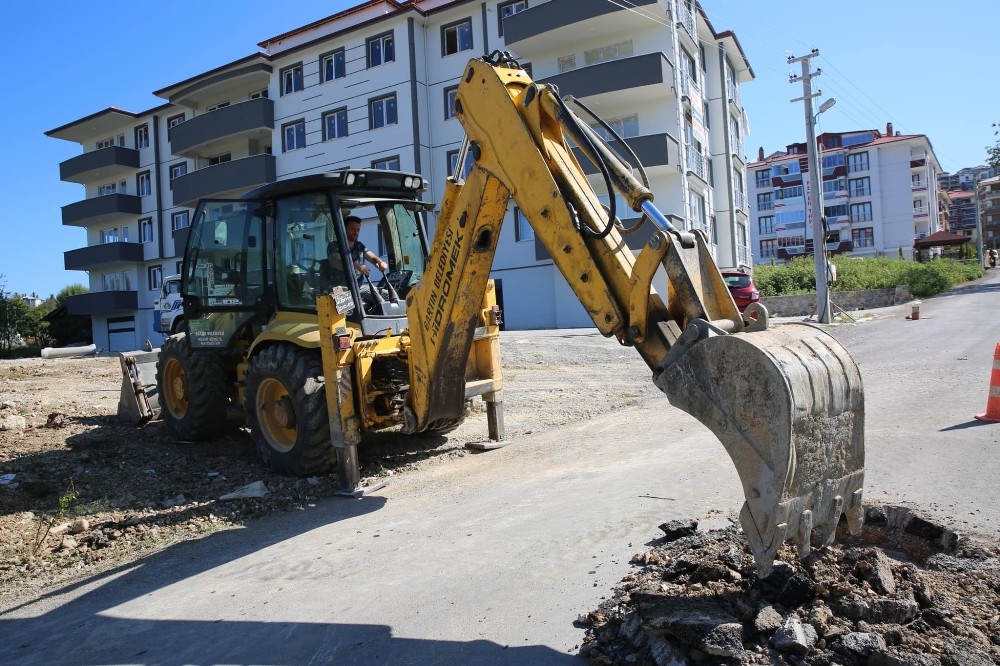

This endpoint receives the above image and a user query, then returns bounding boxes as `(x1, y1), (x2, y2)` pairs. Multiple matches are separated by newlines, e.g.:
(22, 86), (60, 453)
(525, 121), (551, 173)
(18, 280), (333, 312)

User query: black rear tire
(156, 333), (233, 440)
(244, 344), (336, 477)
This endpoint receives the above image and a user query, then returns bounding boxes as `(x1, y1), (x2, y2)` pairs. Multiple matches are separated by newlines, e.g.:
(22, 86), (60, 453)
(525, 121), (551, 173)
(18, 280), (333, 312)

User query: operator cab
(179, 170), (430, 347)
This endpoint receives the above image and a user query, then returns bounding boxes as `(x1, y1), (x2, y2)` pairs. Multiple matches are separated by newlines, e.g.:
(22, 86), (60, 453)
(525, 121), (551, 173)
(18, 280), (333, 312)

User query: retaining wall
(761, 285), (912, 317)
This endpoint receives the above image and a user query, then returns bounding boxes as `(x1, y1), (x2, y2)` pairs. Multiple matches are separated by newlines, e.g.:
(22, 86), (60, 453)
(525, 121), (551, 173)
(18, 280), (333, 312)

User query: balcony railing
(913, 206), (929, 216)
(911, 180), (927, 190)
(61, 193), (142, 227)
(675, 1), (696, 39)
(726, 79), (741, 108)
(757, 201), (774, 211)
(983, 188), (1000, 198)
(171, 154), (276, 208)
(685, 145), (706, 180)
(64, 241), (145, 270)
(59, 145), (139, 184)
(734, 190), (748, 212)
(731, 135), (744, 160)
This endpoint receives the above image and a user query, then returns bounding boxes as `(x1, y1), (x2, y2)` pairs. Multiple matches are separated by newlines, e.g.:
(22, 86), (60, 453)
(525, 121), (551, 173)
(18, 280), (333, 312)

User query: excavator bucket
(117, 349), (161, 425)
(654, 322), (864, 577)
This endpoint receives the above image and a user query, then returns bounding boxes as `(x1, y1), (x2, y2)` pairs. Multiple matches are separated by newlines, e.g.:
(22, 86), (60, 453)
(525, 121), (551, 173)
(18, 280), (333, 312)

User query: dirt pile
(580, 504), (1000, 665)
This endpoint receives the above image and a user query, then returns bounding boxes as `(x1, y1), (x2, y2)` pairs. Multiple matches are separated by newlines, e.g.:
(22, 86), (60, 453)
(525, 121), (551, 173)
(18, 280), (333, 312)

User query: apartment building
(47, 0), (753, 351)
(979, 175), (1000, 249)
(938, 165), (998, 192)
(748, 123), (943, 264)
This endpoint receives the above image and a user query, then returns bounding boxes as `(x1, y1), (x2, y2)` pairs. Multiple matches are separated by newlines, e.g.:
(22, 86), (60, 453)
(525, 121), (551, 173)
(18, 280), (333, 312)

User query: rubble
(580, 505), (1000, 665)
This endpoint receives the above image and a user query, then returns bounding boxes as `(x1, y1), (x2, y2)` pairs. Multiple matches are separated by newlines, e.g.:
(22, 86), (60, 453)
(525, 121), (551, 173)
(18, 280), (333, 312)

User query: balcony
(65, 290), (138, 316)
(59, 146), (139, 184)
(913, 206), (929, 217)
(503, 0), (657, 55)
(734, 191), (748, 214)
(65, 242), (145, 271)
(726, 79), (742, 111)
(911, 180), (927, 191)
(539, 53), (674, 104)
(169, 98), (274, 157)
(731, 135), (745, 162)
(573, 133), (678, 175)
(171, 154), (276, 208)
(685, 145), (706, 181)
(983, 188), (1000, 199)
(674, 1), (697, 45)
(910, 151), (927, 168)
(172, 225), (191, 254)
(61, 193), (142, 227)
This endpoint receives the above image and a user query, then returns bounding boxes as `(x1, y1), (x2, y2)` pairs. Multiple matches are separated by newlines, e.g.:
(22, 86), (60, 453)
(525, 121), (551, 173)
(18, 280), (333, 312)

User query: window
(148, 265), (163, 290)
(98, 182), (117, 196)
(757, 192), (773, 211)
(171, 211), (189, 231)
(372, 156), (401, 171)
(96, 137), (115, 149)
(847, 151), (869, 173)
(167, 113), (185, 128)
(367, 31), (395, 68)
(758, 215), (774, 235)
(689, 193), (707, 232)
(101, 227), (119, 244)
(703, 101), (710, 129)
(442, 18), (473, 56)
(322, 48), (346, 82)
(585, 40), (633, 66)
(590, 114), (638, 140)
(175, 261), (183, 275)
(120, 179), (128, 194)
(140, 218), (153, 243)
(848, 177), (870, 197)
(102, 272), (132, 291)
(514, 208), (533, 242)
(137, 171), (151, 197)
(249, 88), (269, 100)
(447, 149), (474, 179)
(282, 120), (306, 152)
(681, 49), (697, 86)
(849, 202), (873, 223)
(444, 86), (458, 120)
(755, 169), (771, 188)
(852, 227), (874, 248)
(825, 204), (848, 218)
(323, 108), (348, 140)
(169, 162), (187, 180)
(206, 101), (230, 112)
(760, 238), (777, 258)
(557, 55), (576, 72)
(498, 0), (527, 35)
(135, 124), (149, 149)
(369, 94), (398, 129)
(281, 63), (304, 95)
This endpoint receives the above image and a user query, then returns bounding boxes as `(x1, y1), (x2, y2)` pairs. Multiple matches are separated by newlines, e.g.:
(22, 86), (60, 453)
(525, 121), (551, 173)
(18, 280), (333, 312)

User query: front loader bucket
(654, 323), (864, 577)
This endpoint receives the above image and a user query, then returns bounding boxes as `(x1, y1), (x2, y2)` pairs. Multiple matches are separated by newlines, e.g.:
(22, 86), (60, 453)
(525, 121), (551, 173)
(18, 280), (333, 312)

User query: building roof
(746, 128), (930, 168)
(913, 230), (970, 248)
(45, 105), (171, 142)
(948, 190), (976, 200)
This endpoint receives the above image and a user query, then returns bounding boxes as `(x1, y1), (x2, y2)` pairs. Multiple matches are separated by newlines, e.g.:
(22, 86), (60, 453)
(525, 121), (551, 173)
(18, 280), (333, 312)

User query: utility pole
(788, 49), (831, 324)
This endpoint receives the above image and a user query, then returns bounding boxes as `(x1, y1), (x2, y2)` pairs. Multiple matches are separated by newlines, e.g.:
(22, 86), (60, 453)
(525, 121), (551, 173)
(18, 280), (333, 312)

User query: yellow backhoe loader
(145, 53), (864, 576)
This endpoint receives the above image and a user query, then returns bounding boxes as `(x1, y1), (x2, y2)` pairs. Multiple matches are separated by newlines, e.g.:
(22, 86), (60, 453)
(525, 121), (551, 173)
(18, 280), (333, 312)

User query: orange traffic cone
(975, 343), (1000, 422)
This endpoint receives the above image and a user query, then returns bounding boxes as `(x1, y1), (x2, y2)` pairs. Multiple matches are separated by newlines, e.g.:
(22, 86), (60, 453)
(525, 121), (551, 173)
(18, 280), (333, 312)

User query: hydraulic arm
(404, 54), (864, 575)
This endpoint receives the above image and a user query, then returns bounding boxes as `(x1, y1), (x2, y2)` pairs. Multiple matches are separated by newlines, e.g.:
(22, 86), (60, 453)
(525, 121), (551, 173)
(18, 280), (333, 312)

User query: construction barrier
(974, 342), (1000, 423)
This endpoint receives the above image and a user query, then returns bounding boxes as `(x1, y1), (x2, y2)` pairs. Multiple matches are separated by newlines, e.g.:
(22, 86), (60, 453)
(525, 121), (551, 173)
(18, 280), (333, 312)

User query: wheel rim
(162, 357), (189, 418)
(256, 377), (297, 452)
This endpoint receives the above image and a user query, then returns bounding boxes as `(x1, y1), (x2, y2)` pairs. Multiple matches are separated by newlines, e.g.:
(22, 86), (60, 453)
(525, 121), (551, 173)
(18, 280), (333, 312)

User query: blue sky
(3, 0), (997, 299)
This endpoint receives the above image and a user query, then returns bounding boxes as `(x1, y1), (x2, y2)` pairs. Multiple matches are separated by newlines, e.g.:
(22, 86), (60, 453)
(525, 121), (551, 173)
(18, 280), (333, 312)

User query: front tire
(244, 344), (336, 476)
(156, 333), (232, 440)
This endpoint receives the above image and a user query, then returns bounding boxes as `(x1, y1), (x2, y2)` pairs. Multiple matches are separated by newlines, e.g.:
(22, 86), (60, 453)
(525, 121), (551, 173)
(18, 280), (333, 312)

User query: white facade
(48, 0), (753, 349)
(748, 126), (942, 264)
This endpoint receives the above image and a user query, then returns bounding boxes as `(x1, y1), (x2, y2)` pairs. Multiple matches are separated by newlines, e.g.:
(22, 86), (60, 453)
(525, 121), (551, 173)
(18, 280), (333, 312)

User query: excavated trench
(579, 503), (1000, 665)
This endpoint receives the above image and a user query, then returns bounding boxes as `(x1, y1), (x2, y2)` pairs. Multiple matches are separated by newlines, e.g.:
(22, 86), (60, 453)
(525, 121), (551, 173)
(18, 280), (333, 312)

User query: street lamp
(806, 96), (836, 323)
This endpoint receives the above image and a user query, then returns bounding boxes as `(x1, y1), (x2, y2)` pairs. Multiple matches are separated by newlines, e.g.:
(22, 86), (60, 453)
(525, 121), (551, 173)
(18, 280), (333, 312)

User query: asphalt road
(3, 271), (1000, 665)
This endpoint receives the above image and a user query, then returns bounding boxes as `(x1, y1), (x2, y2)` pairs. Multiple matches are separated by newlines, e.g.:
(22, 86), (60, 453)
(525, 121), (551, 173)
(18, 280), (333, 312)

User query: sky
(2, 0), (998, 300)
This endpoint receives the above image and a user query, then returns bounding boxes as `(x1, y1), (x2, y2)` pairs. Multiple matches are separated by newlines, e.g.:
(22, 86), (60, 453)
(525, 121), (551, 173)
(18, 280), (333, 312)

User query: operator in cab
(345, 215), (387, 276)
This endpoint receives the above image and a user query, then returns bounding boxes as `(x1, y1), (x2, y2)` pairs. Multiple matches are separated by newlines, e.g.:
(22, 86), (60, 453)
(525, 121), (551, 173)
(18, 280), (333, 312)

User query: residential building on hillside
(947, 190), (978, 239)
(47, 0), (753, 351)
(747, 123), (942, 264)
(938, 165), (998, 192)
(979, 175), (1000, 249)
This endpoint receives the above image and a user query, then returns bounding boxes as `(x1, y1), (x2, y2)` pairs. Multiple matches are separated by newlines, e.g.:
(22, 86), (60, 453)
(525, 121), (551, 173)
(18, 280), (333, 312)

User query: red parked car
(721, 271), (760, 312)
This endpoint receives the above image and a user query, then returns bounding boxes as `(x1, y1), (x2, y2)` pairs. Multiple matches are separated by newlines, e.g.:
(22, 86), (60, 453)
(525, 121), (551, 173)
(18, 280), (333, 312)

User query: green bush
(754, 257), (983, 298)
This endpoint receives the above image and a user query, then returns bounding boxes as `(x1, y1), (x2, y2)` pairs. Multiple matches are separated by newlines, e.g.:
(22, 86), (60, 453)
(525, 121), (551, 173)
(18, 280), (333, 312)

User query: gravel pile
(580, 504), (1000, 665)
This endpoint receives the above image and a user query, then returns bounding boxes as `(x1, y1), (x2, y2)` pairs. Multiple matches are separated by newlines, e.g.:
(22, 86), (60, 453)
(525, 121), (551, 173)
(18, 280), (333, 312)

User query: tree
(988, 123), (1000, 170)
(0, 279), (33, 350)
(56, 283), (89, 306)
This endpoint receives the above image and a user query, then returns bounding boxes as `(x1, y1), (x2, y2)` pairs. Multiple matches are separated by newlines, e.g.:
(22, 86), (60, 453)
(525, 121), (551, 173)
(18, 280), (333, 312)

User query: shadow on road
(1, 491), (582, 664)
